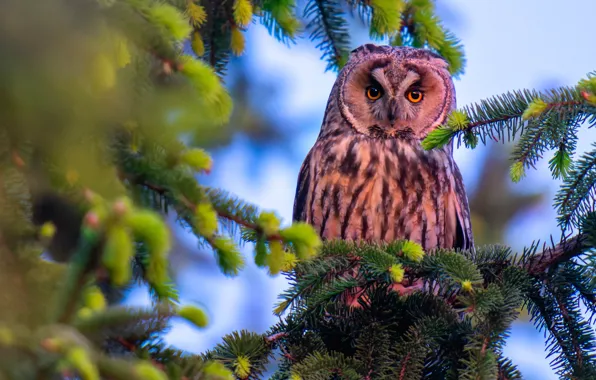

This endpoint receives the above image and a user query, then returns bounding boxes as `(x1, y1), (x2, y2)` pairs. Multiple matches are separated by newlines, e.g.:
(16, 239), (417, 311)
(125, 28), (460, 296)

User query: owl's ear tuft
(421, 50), (450, 71)
(429, 56), (450, 70)
(349, 44), (390, 59)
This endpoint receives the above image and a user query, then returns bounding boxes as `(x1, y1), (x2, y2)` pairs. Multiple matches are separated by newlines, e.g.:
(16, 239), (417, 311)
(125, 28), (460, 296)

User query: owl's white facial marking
(336, 46), (455, 141)
(370, 68), (393, 97)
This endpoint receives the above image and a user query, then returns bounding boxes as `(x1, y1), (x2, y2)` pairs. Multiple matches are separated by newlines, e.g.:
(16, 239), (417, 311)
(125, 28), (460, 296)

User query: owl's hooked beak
(387, 97), (399, 125)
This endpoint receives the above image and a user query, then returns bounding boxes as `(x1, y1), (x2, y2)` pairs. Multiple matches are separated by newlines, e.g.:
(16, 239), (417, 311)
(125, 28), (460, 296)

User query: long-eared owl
(293, 44), (473, 251)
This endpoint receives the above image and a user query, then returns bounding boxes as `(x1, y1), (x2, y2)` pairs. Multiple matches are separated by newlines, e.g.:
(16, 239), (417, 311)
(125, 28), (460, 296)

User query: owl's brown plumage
(293, 44), (473, 251)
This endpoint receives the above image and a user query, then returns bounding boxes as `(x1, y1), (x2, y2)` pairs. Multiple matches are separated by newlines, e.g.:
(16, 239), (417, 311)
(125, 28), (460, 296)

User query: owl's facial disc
(339, 51), (455, 140)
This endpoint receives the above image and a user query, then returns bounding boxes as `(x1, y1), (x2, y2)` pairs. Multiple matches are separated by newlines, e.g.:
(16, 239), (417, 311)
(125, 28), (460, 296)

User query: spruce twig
(138, 180), (284, 241)
(524, 234), (589, 276)
(304, 0), (350, 71)
(53, 227), (102, 324)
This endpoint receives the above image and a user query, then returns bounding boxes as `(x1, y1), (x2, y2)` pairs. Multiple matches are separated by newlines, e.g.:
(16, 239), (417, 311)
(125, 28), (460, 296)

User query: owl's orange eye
(366, 86), (383, 101)
(406, 90), (423, 103)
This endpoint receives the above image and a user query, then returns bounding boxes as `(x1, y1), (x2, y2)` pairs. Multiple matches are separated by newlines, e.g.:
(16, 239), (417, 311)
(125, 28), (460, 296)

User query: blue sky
(126, 1), (596, 378)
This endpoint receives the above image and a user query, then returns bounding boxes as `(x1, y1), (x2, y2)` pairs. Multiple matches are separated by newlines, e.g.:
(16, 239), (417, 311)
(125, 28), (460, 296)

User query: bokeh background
(124, 1), (596, 378)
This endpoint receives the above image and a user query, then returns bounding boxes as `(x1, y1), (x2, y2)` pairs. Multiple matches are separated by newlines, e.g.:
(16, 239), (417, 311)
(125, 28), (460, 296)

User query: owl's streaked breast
(293, 134), (467, 250)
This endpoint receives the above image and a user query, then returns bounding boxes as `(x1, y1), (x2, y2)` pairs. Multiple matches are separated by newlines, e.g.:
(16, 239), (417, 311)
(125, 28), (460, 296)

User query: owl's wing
(293, 150), (313, 222)
(449, 165), (475, 251)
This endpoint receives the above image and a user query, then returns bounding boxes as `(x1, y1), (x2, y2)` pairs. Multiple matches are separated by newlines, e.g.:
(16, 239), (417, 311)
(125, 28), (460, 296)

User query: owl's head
(335, 44), (455, 140)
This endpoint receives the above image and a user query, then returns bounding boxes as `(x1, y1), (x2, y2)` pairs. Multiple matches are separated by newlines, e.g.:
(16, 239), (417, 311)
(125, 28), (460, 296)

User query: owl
(293, 44), (473, 252)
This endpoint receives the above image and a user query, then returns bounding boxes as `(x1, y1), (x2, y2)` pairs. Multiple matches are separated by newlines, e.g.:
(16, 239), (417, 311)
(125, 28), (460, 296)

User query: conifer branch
(265, 332), (288, 342)
(552, 292), (584, 372)
(524, 234), (589, 276)
(138, 180), (285, 241)
(423, 87), (594, 155)
(497, 357), (522, 380)
(259, 0), (300, 44)
(390, 0), (465, 75)
(54, 227), (102, 324)
(555, 144), (596, 230)
(398, 353), (411, 380)
(526, 271), (596, 377)
(104, 338), (191, 380)
(465, 99), (584, 131)
(304, 0), (351, 71)
(197, 0), (233, 74)
(73, 305), (174, 332)
(117, 147), (286, 239)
